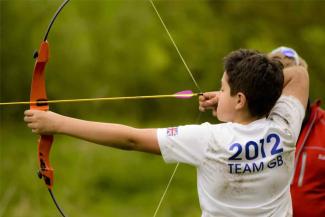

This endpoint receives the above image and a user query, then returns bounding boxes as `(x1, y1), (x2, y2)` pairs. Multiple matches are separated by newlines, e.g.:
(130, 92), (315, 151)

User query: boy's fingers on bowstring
(199, 92), (215, 101)
(203, 91), (218, 98)
(199, 103), (216, 112)
(199, 95), (208, 112)
(199, 105), (206, 112)
(199, 93), (212, 112)
(199, 91), (219, 110)
(199, 105), (216, 112)
(199, 95), (207, 112)
(198, 94), (205, 102)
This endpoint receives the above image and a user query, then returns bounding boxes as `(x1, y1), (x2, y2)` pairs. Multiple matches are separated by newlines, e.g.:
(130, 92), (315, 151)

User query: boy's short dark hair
(224, 49), (284, 117)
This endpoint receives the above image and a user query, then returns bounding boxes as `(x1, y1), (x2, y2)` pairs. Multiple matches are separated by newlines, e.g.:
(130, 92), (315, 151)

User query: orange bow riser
(29, 1), (70, 216)
(30, 41), (54, 189)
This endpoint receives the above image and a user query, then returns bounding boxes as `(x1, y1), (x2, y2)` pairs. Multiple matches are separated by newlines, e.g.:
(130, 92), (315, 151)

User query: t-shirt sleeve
(157, 122), (212, 166)
(268, 95), (305, 143)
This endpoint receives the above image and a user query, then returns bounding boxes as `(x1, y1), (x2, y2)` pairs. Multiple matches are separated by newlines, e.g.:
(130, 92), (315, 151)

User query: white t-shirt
(157, 95), (305, 217)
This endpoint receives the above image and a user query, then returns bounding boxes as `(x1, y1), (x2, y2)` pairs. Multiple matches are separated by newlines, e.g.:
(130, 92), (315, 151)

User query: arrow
(0, 90), (200, 106)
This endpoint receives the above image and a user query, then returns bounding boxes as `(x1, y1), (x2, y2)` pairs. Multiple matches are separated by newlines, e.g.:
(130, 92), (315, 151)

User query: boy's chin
(216, 115), (229, 123)
(212, 108), (218, 118)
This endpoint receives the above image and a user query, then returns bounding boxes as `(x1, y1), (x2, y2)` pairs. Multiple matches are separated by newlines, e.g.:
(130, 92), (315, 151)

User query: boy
(24, 49), (309, 216)
(201, 47), (322, 217)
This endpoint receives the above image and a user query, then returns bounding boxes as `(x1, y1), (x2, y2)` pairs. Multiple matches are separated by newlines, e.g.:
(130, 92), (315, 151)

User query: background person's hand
(268, 50), (308, 69)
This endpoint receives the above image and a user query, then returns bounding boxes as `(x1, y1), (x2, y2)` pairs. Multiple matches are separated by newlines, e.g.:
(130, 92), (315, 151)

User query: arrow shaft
(0, 93), (198, 106)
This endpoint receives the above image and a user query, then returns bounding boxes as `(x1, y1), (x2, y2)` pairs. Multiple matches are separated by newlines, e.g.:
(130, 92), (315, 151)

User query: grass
(0, 123), (201, 217)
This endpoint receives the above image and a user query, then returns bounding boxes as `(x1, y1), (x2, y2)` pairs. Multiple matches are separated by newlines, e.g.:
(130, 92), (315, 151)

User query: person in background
(269, 47), (325, 217)
(199, 47), (325, 217)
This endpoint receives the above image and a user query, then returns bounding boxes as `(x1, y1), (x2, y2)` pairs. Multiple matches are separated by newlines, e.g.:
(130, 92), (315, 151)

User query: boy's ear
(235, 92), (246, 110)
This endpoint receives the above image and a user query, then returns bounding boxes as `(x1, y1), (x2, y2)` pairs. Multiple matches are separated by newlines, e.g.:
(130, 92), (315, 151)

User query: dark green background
(1, 0), (324, 216)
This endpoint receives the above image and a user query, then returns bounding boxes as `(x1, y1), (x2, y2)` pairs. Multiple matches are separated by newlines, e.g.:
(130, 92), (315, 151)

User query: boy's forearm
(283, 66), (307, 86)
(57, 115), (138, 150)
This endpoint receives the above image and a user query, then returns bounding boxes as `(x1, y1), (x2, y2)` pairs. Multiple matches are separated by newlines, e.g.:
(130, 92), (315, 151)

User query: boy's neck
(233, 112), (263, 125)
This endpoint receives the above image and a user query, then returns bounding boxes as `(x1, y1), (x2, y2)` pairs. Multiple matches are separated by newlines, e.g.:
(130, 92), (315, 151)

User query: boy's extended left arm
(24, 110), (161, 154)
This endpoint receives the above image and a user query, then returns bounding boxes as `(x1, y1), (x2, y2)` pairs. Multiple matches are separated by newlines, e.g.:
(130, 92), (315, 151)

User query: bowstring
(149, 0), (202, 93)
(48, 189), (67, 217)
(149, 0), (202, 216)
(152, 113), (201, 217)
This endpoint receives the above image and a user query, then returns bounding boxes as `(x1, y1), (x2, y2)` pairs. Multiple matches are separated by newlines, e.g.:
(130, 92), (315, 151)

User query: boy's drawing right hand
(199, 91), (219, 117)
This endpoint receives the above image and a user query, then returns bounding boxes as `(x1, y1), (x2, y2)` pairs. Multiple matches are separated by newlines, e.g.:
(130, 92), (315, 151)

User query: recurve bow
(30, 0), (70, 216)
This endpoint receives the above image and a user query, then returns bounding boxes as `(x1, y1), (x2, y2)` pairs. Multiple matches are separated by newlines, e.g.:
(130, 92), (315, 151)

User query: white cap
(271, 46), (300, 65)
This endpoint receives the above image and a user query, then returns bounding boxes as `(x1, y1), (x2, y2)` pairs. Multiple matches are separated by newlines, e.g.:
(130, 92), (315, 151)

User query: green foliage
(1, 0), (325, 216)
(0, 125), (199, 217)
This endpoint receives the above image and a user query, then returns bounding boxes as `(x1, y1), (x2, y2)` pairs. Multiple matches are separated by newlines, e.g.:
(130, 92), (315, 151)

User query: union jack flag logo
(167, 127), (178, 136)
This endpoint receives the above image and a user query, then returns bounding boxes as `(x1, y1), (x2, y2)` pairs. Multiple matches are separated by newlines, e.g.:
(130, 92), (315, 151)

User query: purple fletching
(174, 90), (194, 99)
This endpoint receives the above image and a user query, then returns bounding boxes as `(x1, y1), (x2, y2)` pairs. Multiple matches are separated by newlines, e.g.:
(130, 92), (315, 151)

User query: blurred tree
(0, 1), (324, 215)
(1, 0), (324, 124)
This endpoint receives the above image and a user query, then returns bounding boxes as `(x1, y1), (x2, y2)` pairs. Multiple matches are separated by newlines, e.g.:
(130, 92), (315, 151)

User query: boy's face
(217, 72), (238, 122)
